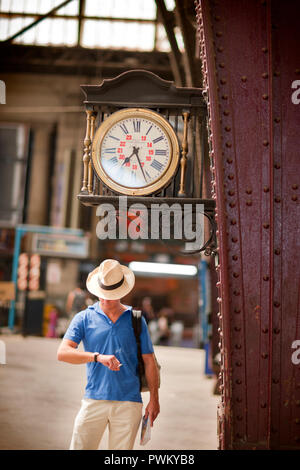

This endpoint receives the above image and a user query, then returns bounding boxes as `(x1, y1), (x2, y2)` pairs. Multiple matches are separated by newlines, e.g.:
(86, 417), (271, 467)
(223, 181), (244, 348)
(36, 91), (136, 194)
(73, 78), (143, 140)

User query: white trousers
(70, 399), (143, 450)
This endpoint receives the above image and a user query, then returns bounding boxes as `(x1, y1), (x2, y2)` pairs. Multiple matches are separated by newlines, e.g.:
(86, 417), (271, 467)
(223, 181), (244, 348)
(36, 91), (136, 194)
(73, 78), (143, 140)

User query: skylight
(0, 0), (178, 51)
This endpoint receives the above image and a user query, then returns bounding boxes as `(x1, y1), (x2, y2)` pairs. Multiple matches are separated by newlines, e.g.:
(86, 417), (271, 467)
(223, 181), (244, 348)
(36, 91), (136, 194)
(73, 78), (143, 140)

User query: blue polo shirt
(64, 302), (154, 403)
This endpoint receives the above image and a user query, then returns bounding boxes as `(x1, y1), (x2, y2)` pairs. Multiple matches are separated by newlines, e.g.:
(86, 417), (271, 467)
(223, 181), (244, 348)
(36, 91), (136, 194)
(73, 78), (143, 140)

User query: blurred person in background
(157, 307), (173, 346)
(141, 296), (155, 324)
(65, 281), (87, 320)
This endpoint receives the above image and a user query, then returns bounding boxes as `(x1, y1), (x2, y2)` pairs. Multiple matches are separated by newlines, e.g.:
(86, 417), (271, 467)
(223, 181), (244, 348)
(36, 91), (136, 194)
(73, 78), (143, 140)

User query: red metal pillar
(195, 0), (300, 449)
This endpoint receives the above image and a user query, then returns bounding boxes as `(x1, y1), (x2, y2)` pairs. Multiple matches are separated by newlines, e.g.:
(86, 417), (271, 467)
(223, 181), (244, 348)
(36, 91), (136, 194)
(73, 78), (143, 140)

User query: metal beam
(77, 0), (85, 46)
(174, 0), (202, 87)
(196, 0), (300, 450)
(0, 43), (173, 79)
(0, 11), (156, 24)
(155, 0), (185, 86)
(2, 0), (74, 43)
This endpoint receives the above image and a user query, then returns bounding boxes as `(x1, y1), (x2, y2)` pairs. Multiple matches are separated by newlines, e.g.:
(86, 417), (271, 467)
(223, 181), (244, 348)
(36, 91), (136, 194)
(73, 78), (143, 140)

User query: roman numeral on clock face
(152, 135), (164, 144)
(130, 170), (136, 183)
(108, 135), (120, 141)
(155, 149), (167, 156)
(119, 123), (129, 134)
(146, 125), (153, 135)
(151, 159), (163, 171)
(133, 120), (141, 133)
(109, 156), (118, 166)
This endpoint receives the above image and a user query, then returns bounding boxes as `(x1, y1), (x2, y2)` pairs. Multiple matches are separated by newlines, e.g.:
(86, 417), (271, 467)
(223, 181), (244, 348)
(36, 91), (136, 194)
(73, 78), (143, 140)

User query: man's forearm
(57, 346), (121, 370)
(144, 358), (159, 398)
(143, 355), (160, 426)
(57, 346), (95, 364)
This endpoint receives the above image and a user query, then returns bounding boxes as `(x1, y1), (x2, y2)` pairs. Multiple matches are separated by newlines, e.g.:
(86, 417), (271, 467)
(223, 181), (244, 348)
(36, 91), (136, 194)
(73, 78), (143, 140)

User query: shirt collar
(94, 302), (132, 317)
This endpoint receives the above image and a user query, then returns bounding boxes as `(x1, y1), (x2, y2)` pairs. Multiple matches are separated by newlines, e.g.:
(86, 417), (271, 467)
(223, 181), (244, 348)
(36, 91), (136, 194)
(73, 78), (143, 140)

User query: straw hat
(86, 259), (135, 300)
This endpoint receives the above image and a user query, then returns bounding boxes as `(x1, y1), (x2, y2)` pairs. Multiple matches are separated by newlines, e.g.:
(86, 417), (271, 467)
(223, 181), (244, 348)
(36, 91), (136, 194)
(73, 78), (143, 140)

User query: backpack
(131, 309), (161, 393)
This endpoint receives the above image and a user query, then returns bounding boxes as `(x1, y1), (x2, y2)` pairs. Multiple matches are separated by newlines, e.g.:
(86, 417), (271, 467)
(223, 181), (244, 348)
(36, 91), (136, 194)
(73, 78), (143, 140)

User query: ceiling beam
(0, 12), (157, 24)
(77, 0), (85, 46)
(174, 0), (202, 87)
(155, 0), (185, 86)
(0, 44), (173, 80)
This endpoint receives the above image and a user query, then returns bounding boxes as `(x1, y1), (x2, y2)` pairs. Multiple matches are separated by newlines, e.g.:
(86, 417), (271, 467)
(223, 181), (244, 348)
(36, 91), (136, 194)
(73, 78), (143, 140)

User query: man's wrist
(149, 390), (159, 400)
(93, 352), (100, 363)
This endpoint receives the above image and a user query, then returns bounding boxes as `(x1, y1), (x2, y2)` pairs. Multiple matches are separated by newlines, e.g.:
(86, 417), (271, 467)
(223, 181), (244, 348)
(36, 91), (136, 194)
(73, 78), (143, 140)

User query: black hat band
(98, 275), (124, 291)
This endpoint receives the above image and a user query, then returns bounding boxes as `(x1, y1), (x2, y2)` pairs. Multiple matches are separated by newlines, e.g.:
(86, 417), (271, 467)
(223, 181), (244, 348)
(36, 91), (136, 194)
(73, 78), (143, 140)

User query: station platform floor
(0, 334), (219, 450)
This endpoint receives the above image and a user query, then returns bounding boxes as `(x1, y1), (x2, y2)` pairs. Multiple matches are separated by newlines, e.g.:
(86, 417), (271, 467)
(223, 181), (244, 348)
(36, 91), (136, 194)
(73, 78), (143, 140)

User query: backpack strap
(132, 309), (142, 337)
(131, 310), (145, 392)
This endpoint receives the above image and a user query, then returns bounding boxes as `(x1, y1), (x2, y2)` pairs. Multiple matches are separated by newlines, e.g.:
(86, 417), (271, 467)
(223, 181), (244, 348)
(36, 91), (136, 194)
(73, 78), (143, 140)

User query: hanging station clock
(91, 108), (180, 196)
(78, 70), (217, 255)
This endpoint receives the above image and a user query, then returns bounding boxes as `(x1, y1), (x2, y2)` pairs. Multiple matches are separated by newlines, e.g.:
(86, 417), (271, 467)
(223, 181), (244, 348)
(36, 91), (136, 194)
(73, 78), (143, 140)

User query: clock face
(91, 108), (179, 195)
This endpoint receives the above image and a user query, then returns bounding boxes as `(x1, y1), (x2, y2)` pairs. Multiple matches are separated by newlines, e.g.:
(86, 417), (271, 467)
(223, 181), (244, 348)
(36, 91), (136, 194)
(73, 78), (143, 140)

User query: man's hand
(98, 354), (122, 371)
(142, 353), (160, 426)
(145, 398), (160, 427)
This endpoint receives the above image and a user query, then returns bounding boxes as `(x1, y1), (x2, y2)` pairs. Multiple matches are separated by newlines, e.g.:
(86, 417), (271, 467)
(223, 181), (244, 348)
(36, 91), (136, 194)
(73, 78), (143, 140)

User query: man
(57, 259), (160, 450)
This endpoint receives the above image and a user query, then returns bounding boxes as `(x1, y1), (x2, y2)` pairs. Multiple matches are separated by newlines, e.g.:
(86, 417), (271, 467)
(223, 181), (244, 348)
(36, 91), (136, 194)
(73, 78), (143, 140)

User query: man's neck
(99, 301), (127, 322)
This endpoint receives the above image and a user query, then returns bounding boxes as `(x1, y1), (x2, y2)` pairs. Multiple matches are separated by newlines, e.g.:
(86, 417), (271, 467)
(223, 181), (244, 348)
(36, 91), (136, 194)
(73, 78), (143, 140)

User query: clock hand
(134, 148), (147, 183)
(122, 150), (134, 166)
(121, 146), (139, 166)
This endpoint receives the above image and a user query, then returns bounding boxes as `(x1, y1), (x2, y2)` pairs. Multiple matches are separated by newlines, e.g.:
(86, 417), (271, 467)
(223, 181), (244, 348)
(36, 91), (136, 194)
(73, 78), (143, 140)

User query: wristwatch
(94, 353), (100, 363)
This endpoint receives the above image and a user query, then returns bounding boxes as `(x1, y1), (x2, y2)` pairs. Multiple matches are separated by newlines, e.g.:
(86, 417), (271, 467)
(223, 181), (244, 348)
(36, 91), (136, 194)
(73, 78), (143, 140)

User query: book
(140, 415), (151, 445)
